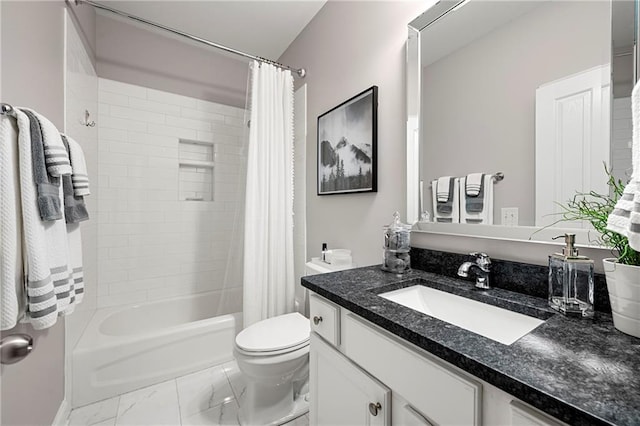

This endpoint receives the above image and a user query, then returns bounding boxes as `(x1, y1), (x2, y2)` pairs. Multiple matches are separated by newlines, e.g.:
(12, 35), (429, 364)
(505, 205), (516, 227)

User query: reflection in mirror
(407, 0), (637, 244)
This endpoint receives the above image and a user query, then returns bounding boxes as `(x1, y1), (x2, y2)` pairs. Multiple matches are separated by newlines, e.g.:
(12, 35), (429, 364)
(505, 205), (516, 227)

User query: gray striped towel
(23, 108), (72, 177)
(64, 135), (91, 196)
(20, 108), (63, 221)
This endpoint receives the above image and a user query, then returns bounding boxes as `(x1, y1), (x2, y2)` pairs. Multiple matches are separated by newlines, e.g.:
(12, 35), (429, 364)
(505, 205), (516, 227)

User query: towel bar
(429, 172), (504, 187)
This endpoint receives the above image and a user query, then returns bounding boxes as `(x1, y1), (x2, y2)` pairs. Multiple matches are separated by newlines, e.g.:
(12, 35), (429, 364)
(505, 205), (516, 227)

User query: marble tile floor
(67, 360), (309, 426)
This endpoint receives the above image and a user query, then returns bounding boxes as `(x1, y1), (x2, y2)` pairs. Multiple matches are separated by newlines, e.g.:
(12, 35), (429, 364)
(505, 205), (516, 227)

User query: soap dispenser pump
(548, 233), (594, 317)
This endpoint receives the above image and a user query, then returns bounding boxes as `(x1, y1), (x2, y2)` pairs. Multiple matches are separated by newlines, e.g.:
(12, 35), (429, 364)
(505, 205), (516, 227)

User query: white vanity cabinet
(310, 333), (391, 425)
(308, 292), (568, 426)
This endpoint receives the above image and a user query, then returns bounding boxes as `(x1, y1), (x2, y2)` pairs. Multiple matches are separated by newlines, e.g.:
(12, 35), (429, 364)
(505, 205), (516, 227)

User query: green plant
(556, 166), (640, 266)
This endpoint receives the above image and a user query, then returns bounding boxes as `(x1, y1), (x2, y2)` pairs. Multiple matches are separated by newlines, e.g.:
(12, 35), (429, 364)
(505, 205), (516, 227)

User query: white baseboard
(52, 398), (71, 426)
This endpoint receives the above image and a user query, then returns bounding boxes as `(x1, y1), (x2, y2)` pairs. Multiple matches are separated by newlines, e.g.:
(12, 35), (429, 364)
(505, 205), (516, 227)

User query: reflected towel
(436, 176), (455, 214)
(465, 173), (485, 213)
(608, 81), (640, 250)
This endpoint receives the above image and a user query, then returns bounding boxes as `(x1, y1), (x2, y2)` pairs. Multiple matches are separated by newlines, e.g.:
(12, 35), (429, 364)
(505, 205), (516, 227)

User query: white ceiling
(96, 1), (327, 60)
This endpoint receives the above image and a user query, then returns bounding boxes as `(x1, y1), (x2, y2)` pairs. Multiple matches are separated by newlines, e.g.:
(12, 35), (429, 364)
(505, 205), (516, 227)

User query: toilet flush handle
(313, 316), (323, 325)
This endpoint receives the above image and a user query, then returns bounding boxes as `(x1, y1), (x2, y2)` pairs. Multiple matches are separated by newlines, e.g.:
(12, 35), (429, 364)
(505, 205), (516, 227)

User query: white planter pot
(603, 258), (640, 338)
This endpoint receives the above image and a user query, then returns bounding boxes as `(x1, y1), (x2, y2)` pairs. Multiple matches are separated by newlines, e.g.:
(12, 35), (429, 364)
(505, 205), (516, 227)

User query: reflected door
(535, 65), (611, 227)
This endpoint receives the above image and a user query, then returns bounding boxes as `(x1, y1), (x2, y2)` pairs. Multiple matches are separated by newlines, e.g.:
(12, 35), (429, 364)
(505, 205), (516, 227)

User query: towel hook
(83, 110), (96, 127)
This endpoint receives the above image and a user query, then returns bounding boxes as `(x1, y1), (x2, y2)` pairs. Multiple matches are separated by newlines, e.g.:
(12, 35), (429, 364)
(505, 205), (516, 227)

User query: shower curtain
(243, 61), (295, 328)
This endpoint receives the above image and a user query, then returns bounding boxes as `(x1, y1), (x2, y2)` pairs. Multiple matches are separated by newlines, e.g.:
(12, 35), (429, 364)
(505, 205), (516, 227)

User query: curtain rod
(74, 0), (306, 78)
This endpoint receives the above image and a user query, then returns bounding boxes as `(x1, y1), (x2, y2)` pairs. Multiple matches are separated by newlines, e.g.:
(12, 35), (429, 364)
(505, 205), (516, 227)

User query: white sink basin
(379, 285), (545, 345)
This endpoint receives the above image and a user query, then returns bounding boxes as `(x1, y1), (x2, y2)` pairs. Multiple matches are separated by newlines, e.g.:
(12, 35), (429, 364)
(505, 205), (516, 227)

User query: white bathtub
(72, 290), (242, 407)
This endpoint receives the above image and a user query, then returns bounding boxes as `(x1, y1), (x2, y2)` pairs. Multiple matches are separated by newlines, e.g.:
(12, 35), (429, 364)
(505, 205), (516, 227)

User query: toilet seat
(235, 312), (310, 354)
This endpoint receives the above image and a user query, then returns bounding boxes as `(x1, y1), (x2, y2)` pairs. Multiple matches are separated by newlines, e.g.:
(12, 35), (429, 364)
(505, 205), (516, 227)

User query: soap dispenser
(548, 233), (594, 318)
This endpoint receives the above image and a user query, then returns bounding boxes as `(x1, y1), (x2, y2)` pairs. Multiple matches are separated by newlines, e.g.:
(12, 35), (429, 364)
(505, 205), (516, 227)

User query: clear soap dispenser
(548, 233), (594, 318)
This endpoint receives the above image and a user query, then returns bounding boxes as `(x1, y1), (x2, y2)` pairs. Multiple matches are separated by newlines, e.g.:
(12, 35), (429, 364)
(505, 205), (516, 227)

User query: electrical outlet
(501, 207), (519, 226)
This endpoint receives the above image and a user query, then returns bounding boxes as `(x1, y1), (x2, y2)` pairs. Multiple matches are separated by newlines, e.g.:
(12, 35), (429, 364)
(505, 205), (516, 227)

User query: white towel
(459, 174), (494, 225)
(63, 134), (90, 196)
(0, 115), (24, 330)
(23, 108), (72, 177)
(465, 173), (484, 197)
(66, 223), (84, 306)
(14, 110), (60, 329)
(608, 80), (640, 250)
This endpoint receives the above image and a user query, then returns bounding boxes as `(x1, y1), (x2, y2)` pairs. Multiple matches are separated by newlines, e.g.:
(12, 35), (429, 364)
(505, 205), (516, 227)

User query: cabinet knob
(368, 402), (382, 416)
(313, 316), (323, 325)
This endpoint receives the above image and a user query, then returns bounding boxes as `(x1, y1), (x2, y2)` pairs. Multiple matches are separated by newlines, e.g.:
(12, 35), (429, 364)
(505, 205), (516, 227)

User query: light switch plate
(501, 207), (519, 226)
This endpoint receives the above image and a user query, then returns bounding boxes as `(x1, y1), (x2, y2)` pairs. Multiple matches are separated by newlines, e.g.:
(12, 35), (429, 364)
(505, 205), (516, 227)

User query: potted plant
(557, 167), (640, 338)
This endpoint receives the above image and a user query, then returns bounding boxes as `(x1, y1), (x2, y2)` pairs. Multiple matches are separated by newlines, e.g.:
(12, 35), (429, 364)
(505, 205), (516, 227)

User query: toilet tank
(305, 258), (356, 275)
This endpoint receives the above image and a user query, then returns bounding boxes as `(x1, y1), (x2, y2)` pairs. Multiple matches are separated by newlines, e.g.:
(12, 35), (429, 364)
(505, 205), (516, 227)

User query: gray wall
(422, 1), (610, 225)
(279, 1), (427, 267)
(96, 13), (249, 108)
(0, 2), (67, 424)
(67, 0), (97, 65)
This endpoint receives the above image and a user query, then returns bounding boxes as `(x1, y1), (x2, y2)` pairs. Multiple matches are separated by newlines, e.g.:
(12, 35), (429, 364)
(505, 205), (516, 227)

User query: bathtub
(72, 290), (242, 407)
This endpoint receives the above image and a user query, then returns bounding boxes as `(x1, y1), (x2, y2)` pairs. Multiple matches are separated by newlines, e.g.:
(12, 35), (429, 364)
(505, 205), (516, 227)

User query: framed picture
(317, 86), (378, 195)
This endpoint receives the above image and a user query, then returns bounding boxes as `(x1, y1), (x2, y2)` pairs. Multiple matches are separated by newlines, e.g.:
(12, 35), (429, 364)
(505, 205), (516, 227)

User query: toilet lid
(236, 312), (310, 353)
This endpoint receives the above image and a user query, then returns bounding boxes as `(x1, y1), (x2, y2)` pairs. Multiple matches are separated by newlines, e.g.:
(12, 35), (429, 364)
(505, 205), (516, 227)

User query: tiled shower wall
(64, 10), (98, 351)
(97, 78), (246, 309)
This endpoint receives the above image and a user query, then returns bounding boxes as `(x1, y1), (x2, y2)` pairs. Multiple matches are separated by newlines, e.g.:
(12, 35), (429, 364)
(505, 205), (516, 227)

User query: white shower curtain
(243, 61), (295, 328)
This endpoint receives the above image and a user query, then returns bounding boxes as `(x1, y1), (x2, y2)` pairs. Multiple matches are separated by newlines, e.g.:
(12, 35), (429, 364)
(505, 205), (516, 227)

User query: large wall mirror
(407, 0), (638, 245)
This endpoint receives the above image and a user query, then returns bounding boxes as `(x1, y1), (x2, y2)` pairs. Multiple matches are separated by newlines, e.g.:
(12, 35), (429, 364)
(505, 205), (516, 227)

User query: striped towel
(20, 108), (63, 221)
(14, 110), (60, 329)
(607, 80), (640, 250)
(436, 176), (454, 202)
(64, 135), (90, 196)
(22, 108), (72, 177)
(465, 173), (484, 197)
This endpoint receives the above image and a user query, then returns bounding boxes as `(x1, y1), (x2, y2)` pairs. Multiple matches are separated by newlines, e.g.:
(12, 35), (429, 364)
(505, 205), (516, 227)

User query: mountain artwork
(317, 86), (377, 194)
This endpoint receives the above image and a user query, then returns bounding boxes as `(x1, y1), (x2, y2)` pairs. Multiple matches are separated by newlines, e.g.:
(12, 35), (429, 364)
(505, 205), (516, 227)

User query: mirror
(407, 0), (638, 243)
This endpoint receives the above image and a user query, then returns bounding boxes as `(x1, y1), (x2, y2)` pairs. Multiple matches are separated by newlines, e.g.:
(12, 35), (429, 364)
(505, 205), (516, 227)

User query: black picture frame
(317, 86), (378, 195)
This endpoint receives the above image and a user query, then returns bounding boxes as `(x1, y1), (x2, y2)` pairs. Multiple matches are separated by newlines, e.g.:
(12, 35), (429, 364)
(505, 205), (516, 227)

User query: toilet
(234, 258), (355, 425)
(234, 312), (310, 425)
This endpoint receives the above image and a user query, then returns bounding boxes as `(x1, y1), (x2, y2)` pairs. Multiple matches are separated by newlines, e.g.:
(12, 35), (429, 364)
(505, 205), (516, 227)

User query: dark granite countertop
(301, 266), (640, 426)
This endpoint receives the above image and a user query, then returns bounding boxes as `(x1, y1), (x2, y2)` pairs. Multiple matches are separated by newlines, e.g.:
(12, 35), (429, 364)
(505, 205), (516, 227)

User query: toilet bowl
(234, 312), (310, 425)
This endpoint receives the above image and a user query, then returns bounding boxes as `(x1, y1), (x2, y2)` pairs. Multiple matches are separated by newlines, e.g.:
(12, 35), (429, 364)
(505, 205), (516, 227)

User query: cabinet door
(309, 333), (390, 426)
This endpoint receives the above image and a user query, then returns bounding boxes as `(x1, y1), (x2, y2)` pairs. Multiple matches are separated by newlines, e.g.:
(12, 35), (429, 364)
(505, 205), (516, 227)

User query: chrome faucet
(457, 252), (491, 289)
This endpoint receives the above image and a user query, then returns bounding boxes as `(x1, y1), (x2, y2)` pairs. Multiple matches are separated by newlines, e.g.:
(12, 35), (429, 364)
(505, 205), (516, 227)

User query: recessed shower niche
(178, 138), (216, 201)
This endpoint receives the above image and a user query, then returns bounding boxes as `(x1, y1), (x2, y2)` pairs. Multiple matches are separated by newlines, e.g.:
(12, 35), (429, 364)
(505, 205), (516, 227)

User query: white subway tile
(99, 91), (129, 107)
(147, 124), (197, 139)
(129, 96), (181, 115)
(180, 107), (225, 123)
(97, 267), (127, 285)
(147, 88), (197, 108)
(196, 100), (245, 118)
(99, 127), (128, 142)
(99, 114), (147, 132)
(100, 78), (147, 99)
(165, 115), (211, 132)
(97, 290), (148, 308)
(196, 131), (242, 145)
(109, 277), (166, 294)
(110, 105), (166, 125)
(224, 116), (245, 128)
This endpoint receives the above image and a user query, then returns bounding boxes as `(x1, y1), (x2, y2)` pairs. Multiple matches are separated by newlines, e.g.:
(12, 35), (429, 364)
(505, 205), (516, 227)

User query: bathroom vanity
(301, 264), (640, 426)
